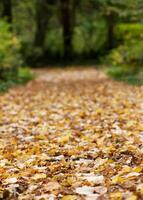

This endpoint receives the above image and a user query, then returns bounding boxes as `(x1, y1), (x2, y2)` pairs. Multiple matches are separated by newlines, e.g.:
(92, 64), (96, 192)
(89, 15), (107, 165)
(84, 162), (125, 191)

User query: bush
(0, 67), (34, 92)
(0, 20), (22, 80)
(116, 23), (143, 41)
(105, 23), (143, 84)
(0, 20), (34, 92)
(106, 23), (143, 76)
(17, 67), (34, 83)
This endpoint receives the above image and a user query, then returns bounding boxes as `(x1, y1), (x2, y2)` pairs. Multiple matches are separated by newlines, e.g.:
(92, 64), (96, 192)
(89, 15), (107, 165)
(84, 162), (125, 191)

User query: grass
(104, 65), (143, 85)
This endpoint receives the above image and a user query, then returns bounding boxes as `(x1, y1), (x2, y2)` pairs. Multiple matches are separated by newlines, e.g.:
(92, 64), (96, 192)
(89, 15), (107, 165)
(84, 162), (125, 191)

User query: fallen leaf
(4, 177), (18, 184)
(32, 173), (46, 180)
(85, 194), (100, 200)
(79, 174), (104, 184)
(62, 195), (77, 200)
(75, 186), (95, 195)
(94, 186), (107, 194)
(46, 181), (61, 191)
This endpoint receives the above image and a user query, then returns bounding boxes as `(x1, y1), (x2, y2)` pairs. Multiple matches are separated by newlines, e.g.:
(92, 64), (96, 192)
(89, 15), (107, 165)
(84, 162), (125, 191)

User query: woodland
(0, 0), (143, 199)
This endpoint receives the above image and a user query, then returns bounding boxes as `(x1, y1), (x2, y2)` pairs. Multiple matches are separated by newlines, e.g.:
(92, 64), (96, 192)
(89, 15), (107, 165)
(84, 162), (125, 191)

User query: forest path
(0, 67), (143, 199)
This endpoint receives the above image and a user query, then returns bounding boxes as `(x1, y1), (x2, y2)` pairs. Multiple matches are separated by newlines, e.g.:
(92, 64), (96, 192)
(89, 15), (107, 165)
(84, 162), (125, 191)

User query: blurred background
(0, 0), (143, 91)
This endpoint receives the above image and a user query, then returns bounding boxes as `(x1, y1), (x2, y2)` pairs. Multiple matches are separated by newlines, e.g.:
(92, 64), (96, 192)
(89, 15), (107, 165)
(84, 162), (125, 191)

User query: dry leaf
(4, 177), (18, 184)
(75, 186), (95, 195)
(0, 68), (143, 199)
(46, 181), (61, 191)
(32, 173), (46, 180)
(62, 195), (77, 200)
(79, 174), (104, 184)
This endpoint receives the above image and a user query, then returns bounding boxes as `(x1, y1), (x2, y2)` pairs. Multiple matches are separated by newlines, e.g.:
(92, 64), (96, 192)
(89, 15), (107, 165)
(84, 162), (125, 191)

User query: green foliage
(1, 0), (143, 86)
(116, 23), (143, 39)
(45, 28), (63, 55)
(107, 43), (143, 68)
(105, 65), (131, 78)
(0, 20), (34, 92)
(73, 14), (107, 55)
(107, 23), (143, 73)
(105, 23), (143, 84)
(0, 20), (22, 72)
(0, 67), (34, 92)
(105, 65), (143, 85)
(17, 67), (34, 83)
(35, 14), (107, 57)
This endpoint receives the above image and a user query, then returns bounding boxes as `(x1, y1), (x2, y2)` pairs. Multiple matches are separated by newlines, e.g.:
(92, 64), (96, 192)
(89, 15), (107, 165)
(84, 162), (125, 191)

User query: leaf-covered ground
(0, 68), (143, 200)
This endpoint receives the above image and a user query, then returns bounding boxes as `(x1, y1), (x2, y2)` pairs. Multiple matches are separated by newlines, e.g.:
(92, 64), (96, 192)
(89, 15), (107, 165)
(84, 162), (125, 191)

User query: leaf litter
(0, 68), (143, 199)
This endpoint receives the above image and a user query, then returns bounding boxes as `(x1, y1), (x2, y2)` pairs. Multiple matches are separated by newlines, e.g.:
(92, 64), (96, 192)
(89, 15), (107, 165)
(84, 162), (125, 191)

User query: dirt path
(0, 68), (143, 200)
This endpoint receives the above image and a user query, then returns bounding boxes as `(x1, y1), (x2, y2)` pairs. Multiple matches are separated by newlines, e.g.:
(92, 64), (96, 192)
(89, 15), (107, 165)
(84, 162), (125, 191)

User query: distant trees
(93, 0), (123, 51)
(96, 0), (143, 51)
(0, 0), (143, 63)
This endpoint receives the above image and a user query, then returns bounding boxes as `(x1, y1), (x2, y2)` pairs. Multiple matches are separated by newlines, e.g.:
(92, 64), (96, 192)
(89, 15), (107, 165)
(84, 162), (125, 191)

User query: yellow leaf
(126, 195), (137, 200)
(108, 145), (116, 153)
(110, 192), (122, 200)
(58, 132), (71, 144)
(32, 173), (46, 180)
(62, 195), (77, 200)
(46, 181), (61, 191)
(122, 166), (131, 173)
(138, 124), (143, 131)
(111, 176), (125, 184)
(133, 166), (142, 173)
(66, 176), (75, 186)
(126, 120), (136, 128)
(35, 134), (46, 140)
(96, 108), (103, 114)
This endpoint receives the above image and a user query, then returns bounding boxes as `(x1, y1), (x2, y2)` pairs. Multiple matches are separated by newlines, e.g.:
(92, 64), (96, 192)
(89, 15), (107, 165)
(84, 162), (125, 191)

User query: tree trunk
(105, 12), (116, 51)
(34, 0), (50, 49)
(2, 0), (12, 24)
(60, 0), (75, 59)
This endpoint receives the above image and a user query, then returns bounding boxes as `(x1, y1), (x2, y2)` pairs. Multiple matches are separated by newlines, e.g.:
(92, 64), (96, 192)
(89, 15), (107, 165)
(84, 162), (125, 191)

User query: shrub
(17, 67), (34, 83)
(107, 23), (143, 74)
(105, 23), (143, 84)
(0, 20), (34, 92)
(0, 67), (34, 92)
(116, 23), (143, 41)
(0, 20), (23, 80)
